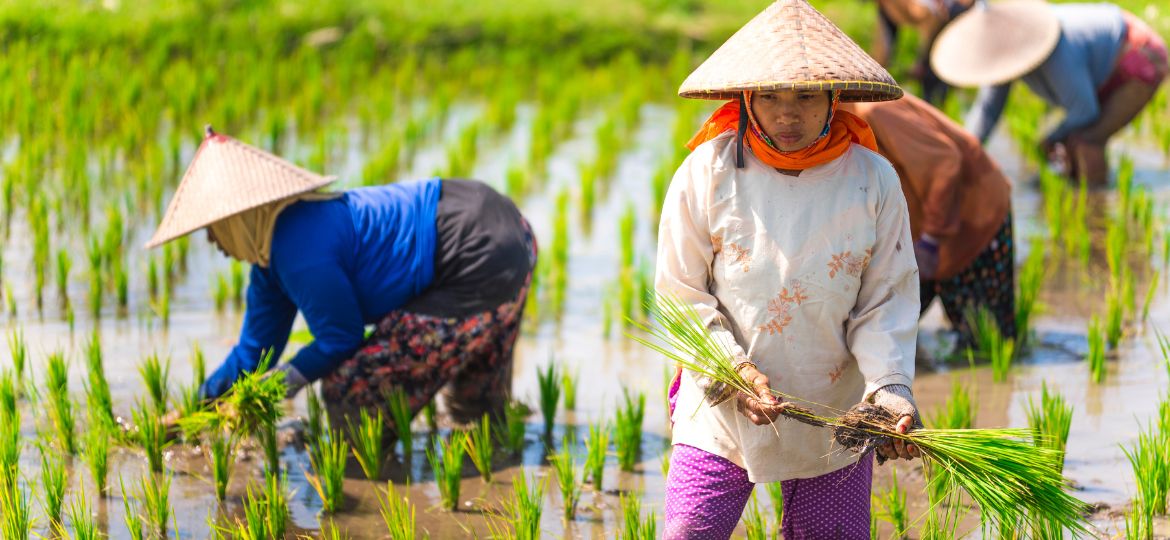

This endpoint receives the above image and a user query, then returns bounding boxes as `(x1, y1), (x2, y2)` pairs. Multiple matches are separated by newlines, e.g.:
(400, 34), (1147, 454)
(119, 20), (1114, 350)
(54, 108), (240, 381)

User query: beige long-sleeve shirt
(656, 131), (920, 482)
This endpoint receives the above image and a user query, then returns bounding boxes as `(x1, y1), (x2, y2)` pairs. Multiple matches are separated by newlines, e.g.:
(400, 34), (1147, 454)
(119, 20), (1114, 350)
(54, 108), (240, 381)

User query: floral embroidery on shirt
(827, 248), (874, 279)
(710, 234), (723, 255)
(757, 281), (808, 335)
(725, 242), (752, 273)
(828, 362), (847, 384)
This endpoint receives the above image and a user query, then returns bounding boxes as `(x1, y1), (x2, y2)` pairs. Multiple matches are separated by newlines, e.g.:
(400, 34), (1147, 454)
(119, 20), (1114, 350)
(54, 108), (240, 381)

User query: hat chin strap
(736, 94), (748, 169)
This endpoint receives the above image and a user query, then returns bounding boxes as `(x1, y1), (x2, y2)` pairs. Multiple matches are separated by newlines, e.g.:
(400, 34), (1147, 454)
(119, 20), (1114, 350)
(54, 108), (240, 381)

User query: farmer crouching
(658, 1), (922, 538)
(147, 127), (536, 433)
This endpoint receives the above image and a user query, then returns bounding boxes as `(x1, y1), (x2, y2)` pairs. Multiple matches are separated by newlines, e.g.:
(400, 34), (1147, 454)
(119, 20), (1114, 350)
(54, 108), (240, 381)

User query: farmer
(869, 0), (974, 104)
(931, 1), (1168, 186)
(841, 94), (1015, 343)
(659, 1), (921, 538)
(146, 127), (536, 428)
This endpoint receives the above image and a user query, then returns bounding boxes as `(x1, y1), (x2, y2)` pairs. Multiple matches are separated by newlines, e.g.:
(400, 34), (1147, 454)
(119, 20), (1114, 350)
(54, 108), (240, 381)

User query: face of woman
(750, 91), (832, 152)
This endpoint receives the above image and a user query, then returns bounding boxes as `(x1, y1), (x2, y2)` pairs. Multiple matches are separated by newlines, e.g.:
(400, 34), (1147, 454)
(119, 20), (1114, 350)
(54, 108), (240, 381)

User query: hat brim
(930, 1), (1061, 87)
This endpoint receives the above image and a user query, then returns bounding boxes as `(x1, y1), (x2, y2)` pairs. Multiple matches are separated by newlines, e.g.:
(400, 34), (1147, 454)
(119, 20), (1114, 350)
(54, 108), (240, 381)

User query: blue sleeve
(964, 83), (1011, 144)
(1040, 48), (1101, 144)
(200, 266), (297, 400)
(281, 262), (366, 382)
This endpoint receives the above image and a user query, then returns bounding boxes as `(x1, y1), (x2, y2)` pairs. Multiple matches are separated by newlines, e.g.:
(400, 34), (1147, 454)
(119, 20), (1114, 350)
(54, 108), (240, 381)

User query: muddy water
(2, 102), (1170, 539)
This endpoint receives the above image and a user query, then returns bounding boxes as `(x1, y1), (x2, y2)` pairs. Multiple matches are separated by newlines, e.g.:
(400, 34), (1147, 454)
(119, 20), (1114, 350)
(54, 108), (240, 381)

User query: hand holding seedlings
(733, 363), (784, 426)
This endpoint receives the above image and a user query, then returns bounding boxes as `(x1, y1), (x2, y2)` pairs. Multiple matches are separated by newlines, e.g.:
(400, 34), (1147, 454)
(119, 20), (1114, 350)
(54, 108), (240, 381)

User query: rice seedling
(989, 337), (1016, 384)
(1015, 245), (1044, 344)
(6, 330), (26, 382)
(306, 429), (348, 513)
(875, 468), (908, 539)
(347, 408), (385, 481)
(133, 398), (171, 473)
(213, 274), (229, 312)
(549, 189), (570, 315)
(929, 379), (975, 431)
(536, 363), (560, 437)
(1124, 501), (1152, 540)
(1142, 271), (1160, 322)
(578, 163), (597, 226)
(494, 472), (544, 540)
(120, 479), (145, 540)
(495, 400), (527, 454)
(82, 424), (109, 497)
(1026, 383), (1073, 471)
(39, 446), (67, 528)
(561, 368), (578, 411)
(1122, 424), (1168, 516)
(230, 260), (246, 308)
(765, 481), (784, 527)
(146, 256), (159, 299)
(305, 384), (325, 446)
(619, 492), (656, 540)
(0, 477), (33, 540)
(235, 471), (289, 540)
(138, 352), (171, 416)
(181, 353), (285, 472)
(426, 434), (466, 512)
(175, 380), (203, 420)
(1087, 315), (1107, 384)
(967, 306), (1002, 361)
(583, 421), (609, 491)
(82, 333), (115, 432)
(139, 472), (171, 538)
(632, 294), (1092, 535)
(614, 388), (645, 472)
(422, 399), (438, 432)
(4, 283), (15, 317)
(549, 437), (581, 520)
(114, 262), (128, 311)
(378, 481), (417, 540)
(209, 430), (236, 501)
(56, 486), (99, 540)
(463, 413), (493, 483)
(387, 388), (414, 460)
(55, 249), (71, 306)
(0, 376), (18, 494)
(742, 492), (767, 540)
(1105, 285), (1125, 349)
(192, 342), (206, 389)
(45, 351), (77, 454)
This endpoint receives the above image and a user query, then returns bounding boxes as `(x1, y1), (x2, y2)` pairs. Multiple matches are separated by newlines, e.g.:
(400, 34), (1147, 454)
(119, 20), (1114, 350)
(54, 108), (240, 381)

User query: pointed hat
(679, 0), (902, 102)
(930, 0), (1061, 87)
(145, 126), (337, 249)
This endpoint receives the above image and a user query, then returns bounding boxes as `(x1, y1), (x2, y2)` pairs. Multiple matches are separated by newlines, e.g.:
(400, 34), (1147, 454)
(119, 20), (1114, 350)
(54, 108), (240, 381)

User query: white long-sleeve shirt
(656, 131), (919, 482)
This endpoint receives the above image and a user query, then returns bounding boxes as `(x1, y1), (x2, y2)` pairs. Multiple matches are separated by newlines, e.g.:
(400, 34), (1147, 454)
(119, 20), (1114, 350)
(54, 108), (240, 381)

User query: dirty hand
(871, 384), (922, 462)
(734, 363), (785, 425)
(913, 234), (940, 280)
(270, 363), (309, 400)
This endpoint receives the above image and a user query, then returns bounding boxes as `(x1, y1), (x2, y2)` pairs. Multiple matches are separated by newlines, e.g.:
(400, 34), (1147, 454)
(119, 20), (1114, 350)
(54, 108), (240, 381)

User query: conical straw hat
(930, 0), (1060, 87)
(145, 127), (337, 249)
(679, 0), (902, 102)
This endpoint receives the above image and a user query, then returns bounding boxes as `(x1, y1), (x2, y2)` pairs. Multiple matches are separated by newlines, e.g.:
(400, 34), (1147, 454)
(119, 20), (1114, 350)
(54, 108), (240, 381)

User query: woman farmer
(659, 1), (921, 538)
(146, 127), (536, 429)
(931, 1), (1168, 185)
(840, 94), (1015, 344)
(869, 0), (974, 104)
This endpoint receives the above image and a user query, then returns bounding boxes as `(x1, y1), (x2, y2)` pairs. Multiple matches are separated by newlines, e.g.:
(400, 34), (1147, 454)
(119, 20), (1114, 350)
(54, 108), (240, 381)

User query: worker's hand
(913, 234), (940, 280)
(734, 364), (785, 426)
(271, 363), (309, 400)
(1042, 139), (1073, 177)
(871, 384), (922, 462)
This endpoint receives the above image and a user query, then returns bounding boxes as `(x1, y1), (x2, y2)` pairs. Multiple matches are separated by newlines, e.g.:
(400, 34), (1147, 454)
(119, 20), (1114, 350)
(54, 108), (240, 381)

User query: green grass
(45, 351), (76, 454)
(139, 472), (172, 538)
(387, 388), (415, 461)
(307, 429), (348, 513)
(619, 492), (656, 540)
(614, 389), (645, 472)
(536, 363), (561, 436)
(138, 353), (171, 416)
(426, 434), (466, 511)
(875, 468), (908, 539)
(378, 481), (418, 540)
(463, 413), (494, 483)
(549, 437), (581, 521)
(583, 421), (609, 491)
(82, 424), (110, 497)
(495, 400), (527, 455)
(347, 408), (385, 481)
(133, 398), (171, 474)
(39, 446), (67, 528)
(633, 294), (1092, 535)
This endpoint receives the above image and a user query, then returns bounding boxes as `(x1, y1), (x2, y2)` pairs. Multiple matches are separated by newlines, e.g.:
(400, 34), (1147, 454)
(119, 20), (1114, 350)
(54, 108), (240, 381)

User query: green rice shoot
(138, 352), (171, 416)
(549, 436), (581, 521)
(614, 388), (645, 472)
(39, 445), (67, 527)
(307, 429), (348, 513)
(426, 434), (466, 512)
(387, 388), (414, 461)
(495, 400), (527, 455)
(378, 481), (418, 540)
(536, 362), (561, 436)
(347, 407), (385, 481)
(139, 472), (172, 538)
(133, 398), (171, 474)
(583, 421), (609, 491)
(45, 351), (76, 454)
(462, 413), (494, 483)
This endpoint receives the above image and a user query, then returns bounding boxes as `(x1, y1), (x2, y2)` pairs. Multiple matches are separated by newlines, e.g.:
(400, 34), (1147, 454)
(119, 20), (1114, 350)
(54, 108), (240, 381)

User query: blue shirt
(965, 3), (1126, 144)
(200, 178), (443, 399)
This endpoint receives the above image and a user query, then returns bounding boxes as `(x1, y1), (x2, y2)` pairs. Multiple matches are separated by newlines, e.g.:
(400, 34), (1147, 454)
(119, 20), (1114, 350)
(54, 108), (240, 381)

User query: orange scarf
(686, 91), (878, 171)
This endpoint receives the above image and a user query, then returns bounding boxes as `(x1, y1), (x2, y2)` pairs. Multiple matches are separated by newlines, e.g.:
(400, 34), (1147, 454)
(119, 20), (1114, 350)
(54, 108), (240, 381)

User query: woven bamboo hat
(679, 0), (902, 102)
(930, 0), (1060, 87)
(145, 126), (337, 249)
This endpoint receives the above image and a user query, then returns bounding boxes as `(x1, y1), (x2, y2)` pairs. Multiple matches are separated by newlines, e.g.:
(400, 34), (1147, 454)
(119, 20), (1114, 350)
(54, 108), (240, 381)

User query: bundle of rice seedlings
(306, 429), (348, 513)
(631, 294), (1093, 535)
(347, 408), (385, 481)
(181, 354), (286, 471)
(549, 437), (581, 521)
(462, 413), (494, 483)
(426, 435), (466, 511)
(378, 481), (417, 540)
(536, 363), (560, 437)
(583, 421), (609, 491)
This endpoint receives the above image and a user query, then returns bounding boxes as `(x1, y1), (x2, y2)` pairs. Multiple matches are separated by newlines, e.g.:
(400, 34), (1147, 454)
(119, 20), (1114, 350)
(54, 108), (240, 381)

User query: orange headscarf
(687, 91), (878, 171)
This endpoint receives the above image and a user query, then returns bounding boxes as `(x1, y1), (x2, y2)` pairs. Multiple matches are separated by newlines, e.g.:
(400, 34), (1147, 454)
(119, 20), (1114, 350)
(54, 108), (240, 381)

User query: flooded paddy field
(2, 0), (1170, 538)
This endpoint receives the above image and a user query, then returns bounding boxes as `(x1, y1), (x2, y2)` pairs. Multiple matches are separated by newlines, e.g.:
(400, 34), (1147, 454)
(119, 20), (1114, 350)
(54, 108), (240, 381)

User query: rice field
(1, 0), (1170, 538)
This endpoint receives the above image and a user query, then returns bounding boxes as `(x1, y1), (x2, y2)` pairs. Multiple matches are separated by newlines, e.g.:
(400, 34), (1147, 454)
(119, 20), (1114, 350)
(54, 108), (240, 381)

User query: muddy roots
(832, 404), (899, 454)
